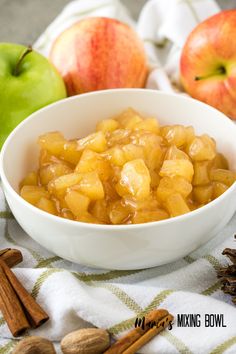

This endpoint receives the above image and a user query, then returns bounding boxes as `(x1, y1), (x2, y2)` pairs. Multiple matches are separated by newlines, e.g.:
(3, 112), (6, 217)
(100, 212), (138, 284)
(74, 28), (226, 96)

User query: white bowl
(1, 89), (236, 270)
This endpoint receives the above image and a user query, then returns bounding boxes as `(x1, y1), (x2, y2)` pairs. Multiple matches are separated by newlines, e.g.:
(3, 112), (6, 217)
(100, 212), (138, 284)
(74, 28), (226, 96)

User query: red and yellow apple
(180, 10), (236, 120)
(50, 17), (148, 95)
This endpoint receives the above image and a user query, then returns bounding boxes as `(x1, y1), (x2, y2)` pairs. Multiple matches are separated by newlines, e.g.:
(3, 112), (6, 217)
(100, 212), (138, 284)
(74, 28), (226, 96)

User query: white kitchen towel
(1, 0), (236, 354)
(137, 0), (219, 91)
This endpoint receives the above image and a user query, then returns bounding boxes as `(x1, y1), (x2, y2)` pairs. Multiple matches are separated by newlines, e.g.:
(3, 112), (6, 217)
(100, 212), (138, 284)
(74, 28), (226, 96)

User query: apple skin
(50, 17), (148, 95)
(180, 10), (236, 120)
(0, 43), (67, 148)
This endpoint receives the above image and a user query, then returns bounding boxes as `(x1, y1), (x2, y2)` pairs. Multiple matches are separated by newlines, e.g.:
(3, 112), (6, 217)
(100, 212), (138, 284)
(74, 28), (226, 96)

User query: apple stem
(195, 65), (226, 81)
(13, 45), (33, 76)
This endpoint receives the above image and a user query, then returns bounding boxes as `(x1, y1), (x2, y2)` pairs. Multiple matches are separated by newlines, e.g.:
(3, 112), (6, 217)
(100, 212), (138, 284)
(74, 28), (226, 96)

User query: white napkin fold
(1, 0), (236, 353)
(137, 0), (219, 91)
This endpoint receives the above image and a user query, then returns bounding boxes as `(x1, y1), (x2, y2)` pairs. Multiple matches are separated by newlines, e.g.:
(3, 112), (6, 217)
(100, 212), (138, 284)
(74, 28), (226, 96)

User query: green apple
(0, 43), (67, 148)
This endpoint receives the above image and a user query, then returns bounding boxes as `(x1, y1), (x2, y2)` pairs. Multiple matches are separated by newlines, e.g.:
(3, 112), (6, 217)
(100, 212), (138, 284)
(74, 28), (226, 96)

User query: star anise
(217, 235), (236, 305)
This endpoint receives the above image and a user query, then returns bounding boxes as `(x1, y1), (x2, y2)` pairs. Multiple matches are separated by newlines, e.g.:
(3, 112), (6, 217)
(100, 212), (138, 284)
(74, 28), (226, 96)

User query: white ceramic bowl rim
(1, 89), (236, 231)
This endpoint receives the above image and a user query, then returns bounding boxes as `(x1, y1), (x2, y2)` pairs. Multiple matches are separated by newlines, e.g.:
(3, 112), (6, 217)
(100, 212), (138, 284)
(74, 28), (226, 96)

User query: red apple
(50, 17), (148, 95)
(180, 10), (236, 120)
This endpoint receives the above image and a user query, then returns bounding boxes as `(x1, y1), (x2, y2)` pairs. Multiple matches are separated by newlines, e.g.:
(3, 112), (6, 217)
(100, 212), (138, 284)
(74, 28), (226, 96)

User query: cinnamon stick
(222, 248), (236, 264)
(122, 314), (174, 354)
(0, 259), (49, 328)
(0, 249), (23, 268)
(0, 264), (30, 336)
(0, 249), (11, 256)
(104, 309), (170, 354)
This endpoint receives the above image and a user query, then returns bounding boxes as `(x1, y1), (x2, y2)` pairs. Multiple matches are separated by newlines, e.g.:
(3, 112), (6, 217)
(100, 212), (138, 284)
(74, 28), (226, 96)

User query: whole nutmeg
(61, 328), (110, 354)
(12, 336), (56, 354)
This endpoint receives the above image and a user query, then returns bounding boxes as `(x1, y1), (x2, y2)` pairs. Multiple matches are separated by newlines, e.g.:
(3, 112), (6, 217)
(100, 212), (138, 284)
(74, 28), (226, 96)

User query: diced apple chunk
(185, 126), (195, 144)
(145, 146), (163, 171)
(109, 200), (131, 224)
(131, 132), (163, 170)
(38, 131), (65, 155)
(105, 142), (151, 169)
(76, 213), (103, 224)
(60, 140), (82, 165)
(209, 169), (236, 186)
(77, 131), (107, 152)
(193, 185), (213, 204)
(103, 180), (120, 201)
(161, 125), (187, 147)
(90, 199), (110, 224)
(116, 108), (143, 129)
(132, 209), (169, 224)
(132, 132), (162, 150)
(39, 149), (62, 167)
(160, 159), (194, 182)
(165, 193), (190, 217)
(193, 161), (210, 186)
(103, 146), (126, 167)
(124, 194), (160, 211)
(48, 173), (82, 197)
(76, 149), (111, 181)
(108, 129), (131, 147)
(122, 144), (145, 163)
(36, 197), (57, 215)
(65, 190), (90, 216)
(187, 134), (216, 161)
(60, 209), (74, 220)
(20, 186), (49, 206)
(74, 172), (104, 200)
(111, 166), (122, 183)
(150, 170), (160, 188)
(212, 182), (228, 199)
(165, 145), (189, 160)
(210, 153), (229, 170)
(157, 176), (192, 201)
(39, 163), (72, 186)
(118, 159), (151, 200)
(134, 118), (160, 134)
(96, 119), (119, 133)
(20, 171), (38, 188)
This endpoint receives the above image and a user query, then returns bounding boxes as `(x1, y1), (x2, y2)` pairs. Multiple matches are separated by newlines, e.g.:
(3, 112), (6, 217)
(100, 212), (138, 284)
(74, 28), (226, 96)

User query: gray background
(0, 0), (235, 44)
